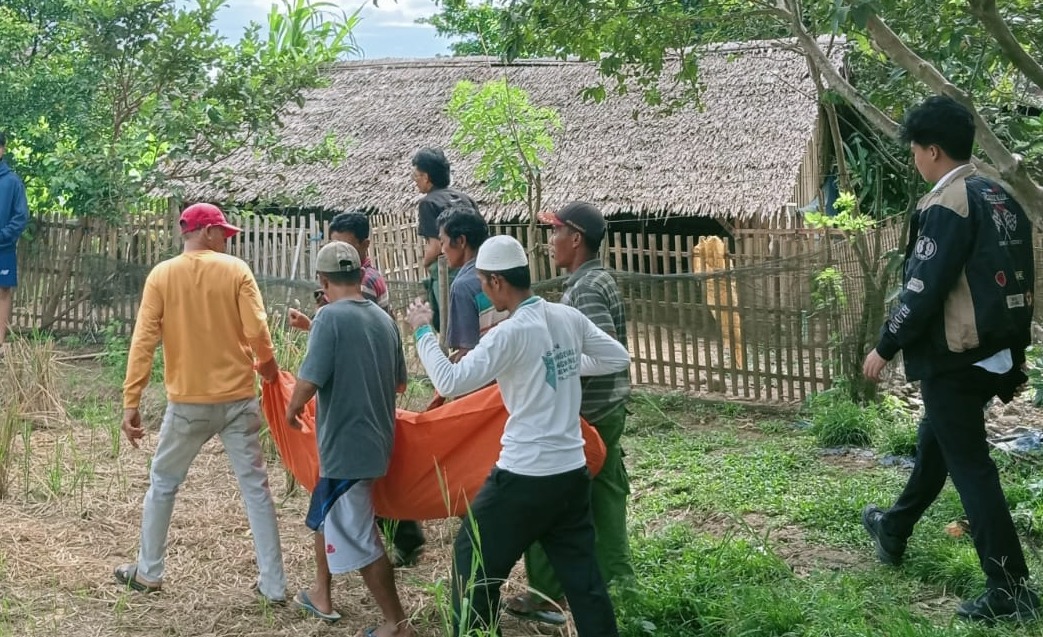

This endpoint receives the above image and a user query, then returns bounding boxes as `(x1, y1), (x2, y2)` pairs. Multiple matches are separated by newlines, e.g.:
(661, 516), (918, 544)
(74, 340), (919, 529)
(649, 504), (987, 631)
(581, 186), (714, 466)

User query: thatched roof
(179, 38), (844, 222)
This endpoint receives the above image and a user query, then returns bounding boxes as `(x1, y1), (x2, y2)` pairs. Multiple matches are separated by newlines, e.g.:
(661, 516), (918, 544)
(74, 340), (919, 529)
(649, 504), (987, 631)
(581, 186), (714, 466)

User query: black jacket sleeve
(876, 204), (976, 360)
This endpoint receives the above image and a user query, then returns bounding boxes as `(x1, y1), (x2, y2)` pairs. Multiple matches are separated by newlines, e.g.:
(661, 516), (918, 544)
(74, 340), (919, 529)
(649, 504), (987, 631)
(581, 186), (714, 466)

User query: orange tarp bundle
(261, 371), (606, 520)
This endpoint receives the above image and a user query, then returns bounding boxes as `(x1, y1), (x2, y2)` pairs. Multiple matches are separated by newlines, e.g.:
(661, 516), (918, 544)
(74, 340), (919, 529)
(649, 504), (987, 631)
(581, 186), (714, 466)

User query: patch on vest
(906, 278), (924, 293)
(914, 236), (937, 261)
(1007, 294), (1025, 308)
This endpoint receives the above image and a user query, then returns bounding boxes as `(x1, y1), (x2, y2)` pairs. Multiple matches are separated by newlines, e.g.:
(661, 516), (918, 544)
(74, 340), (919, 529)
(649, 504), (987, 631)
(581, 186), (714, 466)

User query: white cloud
(207, 0), (446, 57)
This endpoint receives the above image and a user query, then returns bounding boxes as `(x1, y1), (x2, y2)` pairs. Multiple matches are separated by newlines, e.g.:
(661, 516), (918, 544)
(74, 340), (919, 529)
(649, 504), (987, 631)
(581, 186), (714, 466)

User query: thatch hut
(178, 37), (843, 243)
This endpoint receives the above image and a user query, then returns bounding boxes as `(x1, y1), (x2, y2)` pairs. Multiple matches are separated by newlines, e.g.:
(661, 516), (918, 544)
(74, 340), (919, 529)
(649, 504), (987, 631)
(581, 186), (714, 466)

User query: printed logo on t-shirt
(542, 351), (557, 390)
(541, 344), (580, 390)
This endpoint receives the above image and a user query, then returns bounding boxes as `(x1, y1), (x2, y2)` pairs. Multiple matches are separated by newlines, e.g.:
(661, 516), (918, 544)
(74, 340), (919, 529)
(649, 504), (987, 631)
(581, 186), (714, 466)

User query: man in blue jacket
(0, 132), (30, 350)
(861, 96), (1037, 622)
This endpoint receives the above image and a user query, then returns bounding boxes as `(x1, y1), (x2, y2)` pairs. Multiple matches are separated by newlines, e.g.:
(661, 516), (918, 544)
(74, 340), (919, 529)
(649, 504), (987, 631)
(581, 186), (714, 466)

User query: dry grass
(0, 337), (67, 428)
(0, 341), (558, 637)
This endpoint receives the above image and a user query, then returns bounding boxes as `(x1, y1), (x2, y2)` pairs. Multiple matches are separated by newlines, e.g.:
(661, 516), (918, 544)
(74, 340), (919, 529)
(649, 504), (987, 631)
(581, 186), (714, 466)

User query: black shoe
(861, 504), (905, 565)
(390, 546), (423, 568)
(957, 587), (1040, 622)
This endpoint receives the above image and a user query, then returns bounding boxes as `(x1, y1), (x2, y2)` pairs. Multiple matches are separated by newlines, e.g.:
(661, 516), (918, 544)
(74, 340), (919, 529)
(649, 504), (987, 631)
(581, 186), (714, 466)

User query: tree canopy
(0, 0), (359, 220)
(421, 0), (1043, 220)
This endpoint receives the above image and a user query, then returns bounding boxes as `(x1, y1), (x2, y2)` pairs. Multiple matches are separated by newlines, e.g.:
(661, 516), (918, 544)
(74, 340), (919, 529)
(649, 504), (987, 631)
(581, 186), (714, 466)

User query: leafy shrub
(877, 421), (918, 457)
(809, 399), (875, 447)
(805, 387), (918, 451)
(1027, 344), (1043, 407)
(873, 394), (918, 456)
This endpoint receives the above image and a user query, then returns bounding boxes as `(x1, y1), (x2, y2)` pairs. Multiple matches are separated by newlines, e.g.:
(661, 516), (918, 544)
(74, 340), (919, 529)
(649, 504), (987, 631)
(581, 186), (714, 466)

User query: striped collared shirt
(561, 259), (631, 420)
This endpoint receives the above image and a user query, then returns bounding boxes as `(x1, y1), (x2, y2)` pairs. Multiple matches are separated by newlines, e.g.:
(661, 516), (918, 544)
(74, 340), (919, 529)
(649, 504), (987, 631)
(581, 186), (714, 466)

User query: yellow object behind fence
(692, 236), (744, 370)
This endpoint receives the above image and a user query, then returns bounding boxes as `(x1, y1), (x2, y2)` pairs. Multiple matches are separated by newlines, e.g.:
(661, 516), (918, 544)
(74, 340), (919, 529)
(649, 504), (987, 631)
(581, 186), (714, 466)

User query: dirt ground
(0, 353), (557, 637)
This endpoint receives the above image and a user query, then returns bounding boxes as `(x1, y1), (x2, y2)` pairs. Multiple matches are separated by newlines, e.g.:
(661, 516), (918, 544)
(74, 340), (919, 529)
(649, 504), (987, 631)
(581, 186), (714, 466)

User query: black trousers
(882, 365), (1029, 590)
(452, 466), (619, 637)
(378, 517), (425, 555)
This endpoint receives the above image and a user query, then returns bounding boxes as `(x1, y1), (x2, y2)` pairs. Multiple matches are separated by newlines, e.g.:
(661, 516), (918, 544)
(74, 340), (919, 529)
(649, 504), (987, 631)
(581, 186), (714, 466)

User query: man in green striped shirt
(507, 202), (634, 625)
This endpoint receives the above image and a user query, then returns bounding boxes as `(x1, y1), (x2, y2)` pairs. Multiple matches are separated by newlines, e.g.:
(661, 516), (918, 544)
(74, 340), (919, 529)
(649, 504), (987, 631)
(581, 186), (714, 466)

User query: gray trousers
(135, 398), (286, 599)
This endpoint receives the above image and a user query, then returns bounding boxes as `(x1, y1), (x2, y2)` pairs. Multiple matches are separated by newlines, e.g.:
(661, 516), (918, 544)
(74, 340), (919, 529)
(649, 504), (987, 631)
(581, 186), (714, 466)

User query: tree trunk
(864, 14), (1043, 223)
(39, 217), (87, 331)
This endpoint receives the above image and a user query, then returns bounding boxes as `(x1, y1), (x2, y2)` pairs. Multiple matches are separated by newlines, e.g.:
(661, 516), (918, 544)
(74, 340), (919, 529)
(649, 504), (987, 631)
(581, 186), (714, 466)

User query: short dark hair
(319, 269), (363, 286)
(437, 204), (488, 249)
(899, 96), (975, 161)
(329, 211), (370, 241)
(571, 227), (601, 256)
(479, 265), (530, 290)
(412, 147), (451, 188)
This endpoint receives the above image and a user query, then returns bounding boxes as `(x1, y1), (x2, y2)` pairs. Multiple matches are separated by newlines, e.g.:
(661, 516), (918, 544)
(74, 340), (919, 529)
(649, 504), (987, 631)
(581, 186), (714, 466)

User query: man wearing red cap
(114, 203), (287, 604)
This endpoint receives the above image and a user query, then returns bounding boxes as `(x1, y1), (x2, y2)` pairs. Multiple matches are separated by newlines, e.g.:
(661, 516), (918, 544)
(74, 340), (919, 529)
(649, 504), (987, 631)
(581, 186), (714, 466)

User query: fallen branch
(55, 352), (107, 362)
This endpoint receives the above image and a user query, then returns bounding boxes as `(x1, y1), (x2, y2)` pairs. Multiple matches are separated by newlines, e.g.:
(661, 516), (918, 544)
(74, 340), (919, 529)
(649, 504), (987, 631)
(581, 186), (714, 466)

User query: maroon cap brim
(536, 210), (563, 226)
(218, 223), (242, 238)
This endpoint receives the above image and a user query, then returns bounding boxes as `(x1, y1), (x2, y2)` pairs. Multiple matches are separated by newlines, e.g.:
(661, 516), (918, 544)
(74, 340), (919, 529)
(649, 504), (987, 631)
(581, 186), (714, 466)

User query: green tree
(0, 0), (359, 328)
(492, 0), (1043, 220)
(445, 77), (560, 256)
(418, 0), (514, 56)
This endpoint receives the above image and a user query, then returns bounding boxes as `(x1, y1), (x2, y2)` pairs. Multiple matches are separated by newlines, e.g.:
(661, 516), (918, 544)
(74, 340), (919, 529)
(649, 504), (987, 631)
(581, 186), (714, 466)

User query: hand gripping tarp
(261, 371), (607, 520)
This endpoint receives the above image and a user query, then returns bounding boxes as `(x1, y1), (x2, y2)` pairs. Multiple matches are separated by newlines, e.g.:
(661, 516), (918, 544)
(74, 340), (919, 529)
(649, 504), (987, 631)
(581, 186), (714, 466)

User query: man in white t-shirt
(406, 235), (629, 637)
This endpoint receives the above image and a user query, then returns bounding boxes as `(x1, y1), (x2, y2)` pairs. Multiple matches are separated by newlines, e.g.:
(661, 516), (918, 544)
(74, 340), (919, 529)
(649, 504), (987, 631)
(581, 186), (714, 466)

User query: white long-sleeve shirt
(415, 296), (631, 476)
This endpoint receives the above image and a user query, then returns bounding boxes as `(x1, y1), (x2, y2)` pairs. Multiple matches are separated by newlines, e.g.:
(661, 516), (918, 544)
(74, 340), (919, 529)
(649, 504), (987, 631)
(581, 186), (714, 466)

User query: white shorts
(321, 480), (386, 574)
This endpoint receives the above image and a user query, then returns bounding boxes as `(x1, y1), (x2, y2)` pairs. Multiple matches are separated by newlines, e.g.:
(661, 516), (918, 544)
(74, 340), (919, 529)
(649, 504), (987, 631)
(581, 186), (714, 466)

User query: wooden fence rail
(11, 206), (1042, 404)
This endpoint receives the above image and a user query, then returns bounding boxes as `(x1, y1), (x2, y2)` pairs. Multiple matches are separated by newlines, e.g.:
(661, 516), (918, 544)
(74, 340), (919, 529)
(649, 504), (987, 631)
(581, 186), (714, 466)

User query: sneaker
(503, 593), (568, 626)
(861, 504), (905, 565)
(957, 587), (1040, 622)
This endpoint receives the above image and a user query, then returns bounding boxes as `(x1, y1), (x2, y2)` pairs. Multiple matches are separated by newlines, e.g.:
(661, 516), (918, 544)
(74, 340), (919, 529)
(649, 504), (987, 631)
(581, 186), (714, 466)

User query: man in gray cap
(287, 241), (413, 637)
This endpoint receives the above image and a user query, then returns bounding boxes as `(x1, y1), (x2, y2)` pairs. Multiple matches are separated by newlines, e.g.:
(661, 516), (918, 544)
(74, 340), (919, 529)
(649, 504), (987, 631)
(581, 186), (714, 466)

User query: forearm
(248, 335), (276, 363)
(415, 327), (495, 397)
(123, 336), (160, 408)
(0, 188), (28, 246)
(240, 279), (275, 361)
(288, 379), (318, 414)
(580, 324), (631, 375)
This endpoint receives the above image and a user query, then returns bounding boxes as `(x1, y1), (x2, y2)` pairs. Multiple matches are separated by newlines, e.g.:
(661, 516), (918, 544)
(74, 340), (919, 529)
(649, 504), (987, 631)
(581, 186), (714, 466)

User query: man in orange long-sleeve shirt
(114, 203), (287, 604)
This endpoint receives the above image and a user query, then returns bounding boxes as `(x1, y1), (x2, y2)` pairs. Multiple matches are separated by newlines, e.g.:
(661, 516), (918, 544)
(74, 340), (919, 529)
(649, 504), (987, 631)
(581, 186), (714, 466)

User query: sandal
(293, 589), (342, 623)
(504, 593), (567, 626)
(113, 563), (162, 594)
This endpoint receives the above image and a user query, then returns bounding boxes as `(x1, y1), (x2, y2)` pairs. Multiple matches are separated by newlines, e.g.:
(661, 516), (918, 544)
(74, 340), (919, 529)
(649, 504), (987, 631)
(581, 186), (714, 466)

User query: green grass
(617, 390), (1043, 637)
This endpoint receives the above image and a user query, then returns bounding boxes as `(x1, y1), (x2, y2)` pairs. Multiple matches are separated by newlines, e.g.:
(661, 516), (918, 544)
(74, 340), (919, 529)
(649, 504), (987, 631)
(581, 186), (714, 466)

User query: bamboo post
(437, 254), (449, 351)
(284, 226), (307, 315)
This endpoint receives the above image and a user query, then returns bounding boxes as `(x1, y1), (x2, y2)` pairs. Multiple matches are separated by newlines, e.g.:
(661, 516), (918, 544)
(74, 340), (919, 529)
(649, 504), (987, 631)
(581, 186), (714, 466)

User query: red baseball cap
(179, 203), (242, 238)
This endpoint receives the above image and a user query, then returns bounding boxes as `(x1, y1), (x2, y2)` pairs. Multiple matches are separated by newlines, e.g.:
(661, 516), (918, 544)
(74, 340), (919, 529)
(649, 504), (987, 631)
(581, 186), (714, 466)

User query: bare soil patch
(0, 352), (553, 637)
(647, 509), (870, 579)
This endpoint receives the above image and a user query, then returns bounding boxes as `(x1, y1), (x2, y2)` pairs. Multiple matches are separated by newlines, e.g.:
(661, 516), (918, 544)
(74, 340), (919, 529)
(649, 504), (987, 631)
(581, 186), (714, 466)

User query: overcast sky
(212, 0), (450, 58)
